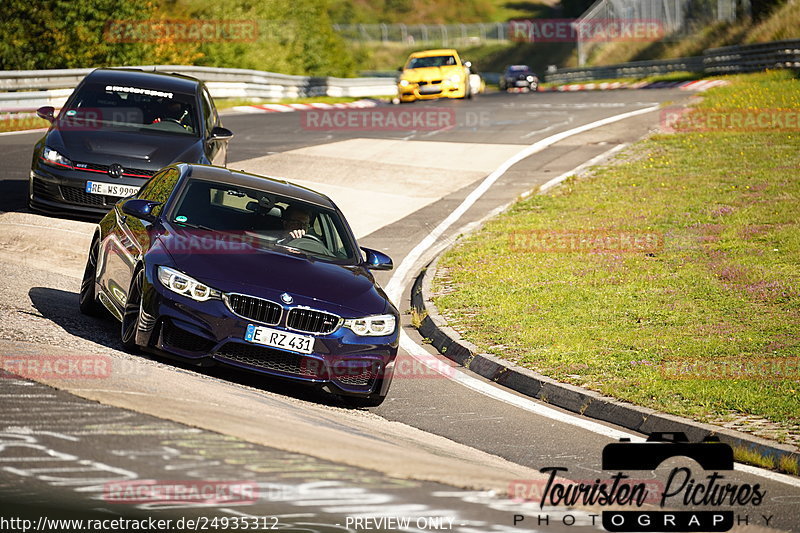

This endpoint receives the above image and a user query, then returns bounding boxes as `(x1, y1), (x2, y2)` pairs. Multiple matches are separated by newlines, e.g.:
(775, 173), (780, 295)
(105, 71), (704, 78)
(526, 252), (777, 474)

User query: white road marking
(384, 104), (659, 303)
(0, 128), (48, 136)
(734, 463), (800, 488)
(397, 334), (639, 442)
(385, 104), (800, 488)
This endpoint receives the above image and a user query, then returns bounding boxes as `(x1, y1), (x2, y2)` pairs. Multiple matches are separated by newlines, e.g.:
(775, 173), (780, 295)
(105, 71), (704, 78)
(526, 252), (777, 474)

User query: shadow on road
(28, 286), (343, 407)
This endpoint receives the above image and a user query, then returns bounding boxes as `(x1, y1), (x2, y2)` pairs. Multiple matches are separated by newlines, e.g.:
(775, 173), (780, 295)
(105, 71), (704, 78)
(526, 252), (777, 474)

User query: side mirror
(209, 126), (234, 141)
(122, 198), (161, 223)
(464, 61), (472, 69)
(37, 106), (55, 122)
(361, 247), (393, 271)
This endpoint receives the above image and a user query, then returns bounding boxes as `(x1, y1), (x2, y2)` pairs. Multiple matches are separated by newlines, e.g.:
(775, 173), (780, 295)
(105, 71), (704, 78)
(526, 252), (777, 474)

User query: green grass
(0, 116), (49, 133)
(432, 71), (800, 451)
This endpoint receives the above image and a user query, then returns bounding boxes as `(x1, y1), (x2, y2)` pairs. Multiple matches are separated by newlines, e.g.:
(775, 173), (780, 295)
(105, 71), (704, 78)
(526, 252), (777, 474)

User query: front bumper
(398, 80), (466, 101)
(137, 269), (398, 398)
(29, 164), (150, 218)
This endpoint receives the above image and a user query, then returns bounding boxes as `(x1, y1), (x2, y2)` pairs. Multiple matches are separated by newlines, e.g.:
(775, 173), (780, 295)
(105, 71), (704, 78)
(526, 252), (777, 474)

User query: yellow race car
(397, 49), (471, 103)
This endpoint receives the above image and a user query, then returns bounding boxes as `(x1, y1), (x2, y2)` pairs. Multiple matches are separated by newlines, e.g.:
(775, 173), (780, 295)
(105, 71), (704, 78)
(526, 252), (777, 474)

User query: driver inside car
(281, 205), (311, 240)
(152, 100), (188, 128)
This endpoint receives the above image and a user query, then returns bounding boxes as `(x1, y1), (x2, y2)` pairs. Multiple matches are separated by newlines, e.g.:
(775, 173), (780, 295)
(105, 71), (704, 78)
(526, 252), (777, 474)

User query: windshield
(60, 82), (200, 136)
(170, 179), (358, 262)
(406, 55), (457, 68)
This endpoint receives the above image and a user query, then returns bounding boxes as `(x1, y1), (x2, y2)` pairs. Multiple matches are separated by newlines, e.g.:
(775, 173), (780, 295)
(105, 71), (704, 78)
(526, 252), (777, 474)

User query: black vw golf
(30, 68), (233, 217)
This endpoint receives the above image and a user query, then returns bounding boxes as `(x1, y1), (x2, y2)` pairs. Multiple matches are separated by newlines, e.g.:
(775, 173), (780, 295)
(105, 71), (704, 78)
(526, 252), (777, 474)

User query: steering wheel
(277, 233), (325, 247)
(298, 233), (324, 245)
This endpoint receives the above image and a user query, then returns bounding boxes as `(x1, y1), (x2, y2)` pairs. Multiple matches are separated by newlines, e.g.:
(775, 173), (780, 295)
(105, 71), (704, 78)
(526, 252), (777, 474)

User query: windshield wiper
(172, 221), (214, 231)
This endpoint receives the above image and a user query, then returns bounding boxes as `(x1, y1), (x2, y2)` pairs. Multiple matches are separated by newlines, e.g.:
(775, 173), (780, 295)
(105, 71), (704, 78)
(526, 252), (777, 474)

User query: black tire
(79, 238), (103, 316)
(120, 268), (144, 351)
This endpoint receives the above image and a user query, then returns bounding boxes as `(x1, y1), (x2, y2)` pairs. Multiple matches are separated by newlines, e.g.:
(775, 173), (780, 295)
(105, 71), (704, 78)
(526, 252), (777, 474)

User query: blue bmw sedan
(80, 163), (398, 406)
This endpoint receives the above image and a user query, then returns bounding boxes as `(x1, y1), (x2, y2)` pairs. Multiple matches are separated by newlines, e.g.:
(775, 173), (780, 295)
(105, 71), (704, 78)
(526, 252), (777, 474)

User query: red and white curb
(231, 99), (381, 114)
(542, 79), (729, 92)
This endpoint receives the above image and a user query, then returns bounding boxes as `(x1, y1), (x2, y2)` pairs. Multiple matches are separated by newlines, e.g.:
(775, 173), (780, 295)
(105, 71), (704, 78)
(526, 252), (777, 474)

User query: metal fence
(332, 23), (508, 47)
(575, 0), (742, 65)
(0, 65), (398, 111)
(545, 39), (800, 83)
(1, 38), (797, 111)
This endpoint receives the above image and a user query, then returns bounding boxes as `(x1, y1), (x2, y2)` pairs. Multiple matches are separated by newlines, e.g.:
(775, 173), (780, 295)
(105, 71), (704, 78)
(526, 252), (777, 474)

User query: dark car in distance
(80, 163), (399, 407)
(30, 68), (233, 218)
(499, 65), (539, 92)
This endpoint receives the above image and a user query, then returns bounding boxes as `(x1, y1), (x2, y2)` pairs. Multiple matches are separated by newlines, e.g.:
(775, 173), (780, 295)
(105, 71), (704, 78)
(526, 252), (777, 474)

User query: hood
(46, 127), (202, 168)
(155, 227), (389, 317)
(402, 65), (463, 83)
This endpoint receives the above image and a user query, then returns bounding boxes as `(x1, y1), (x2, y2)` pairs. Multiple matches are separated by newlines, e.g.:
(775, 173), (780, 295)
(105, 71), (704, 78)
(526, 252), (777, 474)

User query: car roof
(410, 49), (458, 58)
(84, 68), (201, 94)
(508, 65), (531, 70)
(182, 164), (337, 209)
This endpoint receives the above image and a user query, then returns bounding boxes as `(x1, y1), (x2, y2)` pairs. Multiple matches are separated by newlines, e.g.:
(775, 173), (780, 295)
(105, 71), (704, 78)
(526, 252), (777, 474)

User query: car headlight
(449, 74), (462, 83)
(399, 79), (410, 87)
(344, 314), (396, 336)
(527, 75), (535, 82)
(41, 147), (73, 169)
(158, 266), (221, 302)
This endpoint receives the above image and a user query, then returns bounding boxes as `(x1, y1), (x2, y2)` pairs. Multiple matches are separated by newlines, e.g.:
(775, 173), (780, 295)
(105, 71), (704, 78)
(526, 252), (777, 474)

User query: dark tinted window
(407, 55), (457, 68)
(201, 87), (218, 135)
(63, 82), (200, 136)
(171, 179), (357, 262)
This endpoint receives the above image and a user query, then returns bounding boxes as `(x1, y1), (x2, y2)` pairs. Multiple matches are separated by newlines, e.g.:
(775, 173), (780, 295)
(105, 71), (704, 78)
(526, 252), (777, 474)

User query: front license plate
(244, 325), (314, 354)
(85, 181), (140, 197)
(418, 85), (441, 94)
(515, 81), (529, 86)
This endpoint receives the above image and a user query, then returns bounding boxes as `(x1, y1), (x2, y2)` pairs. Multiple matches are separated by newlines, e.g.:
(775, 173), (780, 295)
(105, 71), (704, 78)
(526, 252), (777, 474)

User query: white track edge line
(386, 103), (800, 487)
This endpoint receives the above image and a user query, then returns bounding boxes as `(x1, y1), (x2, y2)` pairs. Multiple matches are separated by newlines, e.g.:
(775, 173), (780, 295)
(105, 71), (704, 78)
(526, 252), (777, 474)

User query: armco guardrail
(704, 39), (800, 74)
(546, 39), (800, 83)
(546, 56), (705, 84)
(0, 65), (398, 111)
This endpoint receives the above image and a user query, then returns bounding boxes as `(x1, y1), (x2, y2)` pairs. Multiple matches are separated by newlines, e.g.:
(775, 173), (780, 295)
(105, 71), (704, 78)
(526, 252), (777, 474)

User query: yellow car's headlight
(399, 79), (410, 87)
(449, 74), (462, 83)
